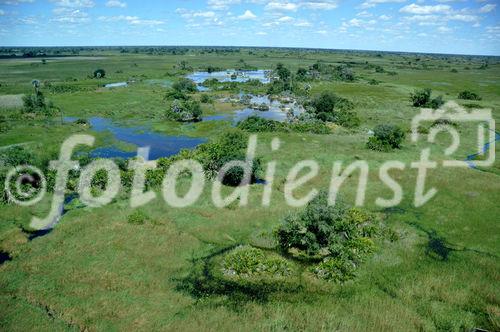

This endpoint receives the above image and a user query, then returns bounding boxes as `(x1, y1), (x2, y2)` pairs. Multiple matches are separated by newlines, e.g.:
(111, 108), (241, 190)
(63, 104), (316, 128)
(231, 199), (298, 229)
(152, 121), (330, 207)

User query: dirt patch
(0, 94), (24, 109)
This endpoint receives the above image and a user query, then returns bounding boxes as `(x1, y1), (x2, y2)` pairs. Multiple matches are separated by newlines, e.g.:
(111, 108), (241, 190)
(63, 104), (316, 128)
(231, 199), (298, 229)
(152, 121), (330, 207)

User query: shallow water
(234, 95), (305, 123)
(104, 82), (128, 88)
(65, 117), (207, 160)
(187, 70), (271, 84)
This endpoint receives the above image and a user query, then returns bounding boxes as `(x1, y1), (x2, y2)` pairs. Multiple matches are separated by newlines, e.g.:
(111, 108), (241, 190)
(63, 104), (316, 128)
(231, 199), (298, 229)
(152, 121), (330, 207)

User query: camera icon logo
(411, 101), (496, 168)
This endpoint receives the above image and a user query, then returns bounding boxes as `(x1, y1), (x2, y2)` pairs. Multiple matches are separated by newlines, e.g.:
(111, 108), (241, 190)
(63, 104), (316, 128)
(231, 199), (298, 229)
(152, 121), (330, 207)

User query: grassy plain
(0, 48), (499, 331)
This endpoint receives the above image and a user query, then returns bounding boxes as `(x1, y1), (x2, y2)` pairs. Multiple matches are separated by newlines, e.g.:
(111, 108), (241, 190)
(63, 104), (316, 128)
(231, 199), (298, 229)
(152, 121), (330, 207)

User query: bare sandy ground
(0, 94), (24, 109)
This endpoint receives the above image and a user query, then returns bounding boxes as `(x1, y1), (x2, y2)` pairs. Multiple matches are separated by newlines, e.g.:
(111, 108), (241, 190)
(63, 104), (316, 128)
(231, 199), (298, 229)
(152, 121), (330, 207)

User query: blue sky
(0, 0), (499, 55)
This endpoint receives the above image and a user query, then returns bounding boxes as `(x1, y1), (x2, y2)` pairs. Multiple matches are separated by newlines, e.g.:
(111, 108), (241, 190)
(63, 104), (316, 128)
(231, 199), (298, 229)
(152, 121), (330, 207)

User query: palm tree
(31, 79), (40, 94)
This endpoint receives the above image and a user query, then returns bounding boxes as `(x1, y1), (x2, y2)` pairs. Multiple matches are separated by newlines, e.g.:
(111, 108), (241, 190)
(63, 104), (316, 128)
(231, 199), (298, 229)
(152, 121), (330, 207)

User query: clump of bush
(334, 65), (355, 82)
(22, 91), (55, 115)
(275, 191), (380, 282)
(199, 94), (213, 104)
(222, 245), (293, 278)
(93, 69), (106, 79)
(236, 116), (331, 135)
(195, 129), (262, 186)
(308, 91), (357, 127)
(366, 124), (405, 152)
(410, 88), (444, 109)
(165, 99), (202, 122)
(172, 78), (197, 93)
(457, 90), (482, 101)
(127, 210), (151, 225)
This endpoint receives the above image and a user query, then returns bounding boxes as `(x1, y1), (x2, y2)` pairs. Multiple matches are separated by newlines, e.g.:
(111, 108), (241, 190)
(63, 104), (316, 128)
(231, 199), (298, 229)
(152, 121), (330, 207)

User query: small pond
(65, 117), (207, 160)
(187, 70), (271, 85)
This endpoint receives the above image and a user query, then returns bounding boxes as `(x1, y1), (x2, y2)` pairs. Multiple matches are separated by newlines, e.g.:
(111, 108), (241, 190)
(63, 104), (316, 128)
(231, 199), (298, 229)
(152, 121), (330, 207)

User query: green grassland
(0, 48), (499, 331)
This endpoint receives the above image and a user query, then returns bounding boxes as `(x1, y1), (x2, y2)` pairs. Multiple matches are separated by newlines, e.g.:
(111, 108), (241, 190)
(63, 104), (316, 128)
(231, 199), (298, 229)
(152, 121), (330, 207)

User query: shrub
(194, 128), (262, 186)
(410, 88), (431, 107)
(200, 94), (213, 104)
(296, 67), (308, 81)
(127, 210), (150, 225)
(22, 91), (54, 114)
(237, 116), (285, 133)
(428, 95), (444, 109)
(333, 109), (360, 128)
(366, 124), (405, 151)
(222, 245), (293, 277)
(166, 99), (202, 122)
(410, 88), (444, 109)
(311, 256), (356, 282)
(334, 65), (355, 82)
(457, 90), (482, 101)
(309, 91), (354, 123)
(93, 69), (106, 79)
(275, 191), (377, 261)
(237, 116), (331, 134)
(0, 146), (35, 167)
(172, 78), (197, 93)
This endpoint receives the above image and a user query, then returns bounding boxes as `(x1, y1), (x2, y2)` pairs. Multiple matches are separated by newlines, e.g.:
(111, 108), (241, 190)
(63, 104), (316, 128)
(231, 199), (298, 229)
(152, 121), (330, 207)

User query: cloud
(49, 0), (95, 8)
(300, 1), (338, 10)
(238, 10), (256, 20)
(51, 8), (90, 23)
(0, 9), (4, 15)
(256, 31), (267, 35)
(264, 1), (338, 11)
(400, 4), (451, 15)
(105, 0), (126, 8)
(0, 0), (34, 4)
(98, 15), (164, 25)
(265, 2), (298, 11)
(479, 4), (496, 14)
(360, 0), (405, 10)
(207, 0), (241, 10)
(437, 26), (452, 33)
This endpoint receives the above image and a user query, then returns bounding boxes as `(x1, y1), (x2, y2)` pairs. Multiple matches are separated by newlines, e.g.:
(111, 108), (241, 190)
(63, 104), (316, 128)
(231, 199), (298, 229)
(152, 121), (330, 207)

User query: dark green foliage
(458, 90), (482, 101)
(367, 124), (405, 151)
(410, 88), (431, 107)
(222, 246), (293, 277)
(428, 95), (444, 109)
(296, 67), (308, 81)
(172, 78), (197, 93)
(275, 191), (378, 281)
(334, 65), (355, 82)
(334, 109), (360, 128)
(450, 68), (458, 73)
(194, 129), (262, 186)
(236, 116), (331, 134)
(0, 115), (9, 133)
(0, 146), (35, 166)
(309, 91), (355, 124)
(200, 94), (213, 104)
(22, 91), (54, 114)
(166, 99), (202, 122)
(311, 256), (355, 282)
(410, 88), (444, 109)
(127, 210), (150, 225)
(275, 63), (291, 82)
(93, 69), (106, 78)
(206, 65), (223, 73)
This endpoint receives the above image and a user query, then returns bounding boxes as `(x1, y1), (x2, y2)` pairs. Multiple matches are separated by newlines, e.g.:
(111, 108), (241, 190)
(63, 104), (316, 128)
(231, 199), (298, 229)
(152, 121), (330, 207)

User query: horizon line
(1, 44), (499, 58)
